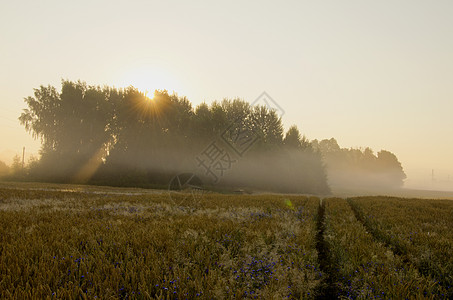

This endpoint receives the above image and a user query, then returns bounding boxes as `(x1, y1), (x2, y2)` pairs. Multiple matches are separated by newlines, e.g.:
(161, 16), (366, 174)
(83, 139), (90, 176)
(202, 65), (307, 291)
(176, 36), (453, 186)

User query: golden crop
(1, 184), (452, 299)
(324, 198), (448, 299)
(0, 186), (320, 299)
(348, 196), (453, 298)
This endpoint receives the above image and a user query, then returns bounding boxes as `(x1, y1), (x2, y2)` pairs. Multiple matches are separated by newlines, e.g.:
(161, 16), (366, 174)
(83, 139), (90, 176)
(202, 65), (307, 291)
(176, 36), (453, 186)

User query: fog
(83, 143), (329, 195)
(404, 168), (453, 192)
(5, 80), (450, 196)
(3, 135), (453, 196)
(6, 81), (333, 194)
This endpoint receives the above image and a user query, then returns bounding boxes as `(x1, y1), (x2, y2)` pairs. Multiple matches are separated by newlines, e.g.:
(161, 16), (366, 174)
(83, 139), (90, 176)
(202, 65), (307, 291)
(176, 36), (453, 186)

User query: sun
(116, 65), (180, 97)
(144, 90), (154, 101)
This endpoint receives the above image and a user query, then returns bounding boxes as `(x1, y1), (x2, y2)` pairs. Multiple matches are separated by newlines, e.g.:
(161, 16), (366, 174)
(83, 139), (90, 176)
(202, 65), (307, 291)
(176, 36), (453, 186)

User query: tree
(0, 160), (9, 177)
(19, 84), (60, 146)
(283, 125), (302, 149)
(209, 101), (229, 136)
(19, 80), (114, 181)
(249, 105), (283, 151)
(11, 155), (23, 174)
(377, 150), (406, 187)
(98, 89), (198, 185)
(317, 138), (341, 153)
(193, 102), (214, 140)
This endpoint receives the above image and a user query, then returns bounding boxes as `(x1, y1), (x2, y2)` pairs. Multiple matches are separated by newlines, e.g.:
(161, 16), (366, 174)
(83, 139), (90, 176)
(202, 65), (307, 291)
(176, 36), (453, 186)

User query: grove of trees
(312, 138), (406, 189)
(15, 80), (407, 193)
(18, 80), (330, 194)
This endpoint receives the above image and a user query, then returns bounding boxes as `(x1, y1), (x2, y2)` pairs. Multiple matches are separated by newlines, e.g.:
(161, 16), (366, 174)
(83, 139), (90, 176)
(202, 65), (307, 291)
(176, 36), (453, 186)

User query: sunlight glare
(117, 66), (180, 97)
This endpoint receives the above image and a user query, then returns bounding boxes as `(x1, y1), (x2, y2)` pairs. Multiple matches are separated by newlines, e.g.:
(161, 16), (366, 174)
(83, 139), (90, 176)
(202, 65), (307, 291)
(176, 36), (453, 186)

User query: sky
(1, 0), (452, 190)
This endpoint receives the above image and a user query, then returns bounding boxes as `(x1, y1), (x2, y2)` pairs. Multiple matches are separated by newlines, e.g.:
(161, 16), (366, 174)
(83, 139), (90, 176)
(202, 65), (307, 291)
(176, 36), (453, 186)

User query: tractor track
(346, 198), (451, 296)
(315, 198), (340, 299)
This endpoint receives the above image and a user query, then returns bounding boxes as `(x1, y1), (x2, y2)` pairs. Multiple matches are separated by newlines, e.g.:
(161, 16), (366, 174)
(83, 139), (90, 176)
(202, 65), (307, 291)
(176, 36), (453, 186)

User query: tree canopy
(19, 80), (330, 194)
(19, 80), (407, 192)
(312, 138), (406, 189)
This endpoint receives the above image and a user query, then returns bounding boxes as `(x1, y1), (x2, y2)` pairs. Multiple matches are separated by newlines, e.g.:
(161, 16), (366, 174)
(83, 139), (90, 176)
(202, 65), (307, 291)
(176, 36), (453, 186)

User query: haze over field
(1, 1), (453, 191)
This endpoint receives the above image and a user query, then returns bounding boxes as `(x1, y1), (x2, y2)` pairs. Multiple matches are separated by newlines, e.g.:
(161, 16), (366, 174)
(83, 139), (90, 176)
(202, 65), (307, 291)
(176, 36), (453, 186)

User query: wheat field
(0, 183), (452, 299)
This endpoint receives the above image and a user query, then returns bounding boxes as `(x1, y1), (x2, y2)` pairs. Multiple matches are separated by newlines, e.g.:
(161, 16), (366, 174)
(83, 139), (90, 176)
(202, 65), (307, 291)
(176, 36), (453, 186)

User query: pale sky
(1, 0), (452, 190)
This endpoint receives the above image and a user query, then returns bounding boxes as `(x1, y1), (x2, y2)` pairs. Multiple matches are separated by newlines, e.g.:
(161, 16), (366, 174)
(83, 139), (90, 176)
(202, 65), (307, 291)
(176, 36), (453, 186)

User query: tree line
(312, 138), (406, 189)
(16, 80), (330, 194)
(9, 80), (406, 193)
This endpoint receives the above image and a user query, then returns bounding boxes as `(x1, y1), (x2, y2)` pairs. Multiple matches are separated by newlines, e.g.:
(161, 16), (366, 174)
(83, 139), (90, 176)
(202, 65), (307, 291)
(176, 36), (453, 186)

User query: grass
(0, 186), (321, 299)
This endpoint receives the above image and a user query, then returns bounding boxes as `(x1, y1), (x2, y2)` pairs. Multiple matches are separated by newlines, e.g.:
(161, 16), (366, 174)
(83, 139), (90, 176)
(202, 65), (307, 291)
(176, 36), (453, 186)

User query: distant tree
(377, 150), (407, 186)
(313, 138), (407, 189)
(283, 125), (302, 149)
(0, 160), (9, 177)
(318, 138), (341, 153)
(209, 101), (229, 136)
(221, 98), (252, 126)
(11, 155), (23, 174)
(19, 84), (60, 143)
(192, 102), (214, 140)
(250, 105), (283, 151)
(167, 94), (194, 138)
(27, 155), (39, 171)
(20, 80), (114, 181)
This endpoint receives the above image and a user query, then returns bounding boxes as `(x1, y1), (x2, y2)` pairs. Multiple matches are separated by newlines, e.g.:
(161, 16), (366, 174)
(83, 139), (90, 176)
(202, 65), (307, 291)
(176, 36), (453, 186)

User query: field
(1, 183), (452, 299)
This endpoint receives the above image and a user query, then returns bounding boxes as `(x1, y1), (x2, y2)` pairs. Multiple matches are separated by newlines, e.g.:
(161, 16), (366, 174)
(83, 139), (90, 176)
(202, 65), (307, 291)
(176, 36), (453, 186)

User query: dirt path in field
(315, 198), (339, 299)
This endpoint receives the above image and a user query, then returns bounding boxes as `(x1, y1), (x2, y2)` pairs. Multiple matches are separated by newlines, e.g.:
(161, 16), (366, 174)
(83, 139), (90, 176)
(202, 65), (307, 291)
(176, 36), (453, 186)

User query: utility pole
(22, 147), (25, 169)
